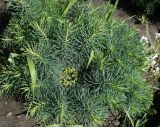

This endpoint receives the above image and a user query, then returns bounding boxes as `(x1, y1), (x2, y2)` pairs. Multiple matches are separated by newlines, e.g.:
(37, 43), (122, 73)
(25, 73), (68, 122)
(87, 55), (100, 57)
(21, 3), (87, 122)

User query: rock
(6, 112), (12, 117)
(16, 115), (22, 119)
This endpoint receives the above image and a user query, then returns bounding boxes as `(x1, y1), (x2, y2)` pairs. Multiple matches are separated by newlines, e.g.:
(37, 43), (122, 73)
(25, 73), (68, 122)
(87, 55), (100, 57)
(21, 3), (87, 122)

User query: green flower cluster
(60, 67), (78, 87)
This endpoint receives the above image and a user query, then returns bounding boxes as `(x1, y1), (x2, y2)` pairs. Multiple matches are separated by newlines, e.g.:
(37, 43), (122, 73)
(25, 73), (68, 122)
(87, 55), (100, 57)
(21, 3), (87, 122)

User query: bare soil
(0, 0), (5, 11)
(113, 8), (159, 42)
(0, 97), (36, 127)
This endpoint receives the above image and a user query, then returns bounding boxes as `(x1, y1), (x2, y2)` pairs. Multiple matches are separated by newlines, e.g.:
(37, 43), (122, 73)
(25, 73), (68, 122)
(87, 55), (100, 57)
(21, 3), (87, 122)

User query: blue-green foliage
(1, 0), (153, 126)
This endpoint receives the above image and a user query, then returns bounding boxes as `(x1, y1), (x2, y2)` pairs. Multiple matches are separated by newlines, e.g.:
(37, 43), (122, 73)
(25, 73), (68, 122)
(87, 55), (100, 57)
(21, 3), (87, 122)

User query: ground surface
(0, 0), (160, 127)
(113, 8), (158, 42)
(0, 97), (36, 127)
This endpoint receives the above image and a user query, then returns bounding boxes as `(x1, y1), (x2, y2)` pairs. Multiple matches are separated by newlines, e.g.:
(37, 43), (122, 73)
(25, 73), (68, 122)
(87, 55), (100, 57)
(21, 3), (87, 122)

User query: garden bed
(0, 0), (160, 127)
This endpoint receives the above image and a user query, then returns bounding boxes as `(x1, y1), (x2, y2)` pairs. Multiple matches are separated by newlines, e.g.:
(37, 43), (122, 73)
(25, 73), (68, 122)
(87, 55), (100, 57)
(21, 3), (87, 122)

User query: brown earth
(0, 97), (37, 127)
(113, 8), (159, 42)
(0, 0), (5, 12)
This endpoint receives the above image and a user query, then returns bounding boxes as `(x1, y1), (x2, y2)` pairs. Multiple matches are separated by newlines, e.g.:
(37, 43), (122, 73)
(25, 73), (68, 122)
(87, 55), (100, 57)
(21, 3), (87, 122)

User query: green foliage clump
(1, 0), (153, 126)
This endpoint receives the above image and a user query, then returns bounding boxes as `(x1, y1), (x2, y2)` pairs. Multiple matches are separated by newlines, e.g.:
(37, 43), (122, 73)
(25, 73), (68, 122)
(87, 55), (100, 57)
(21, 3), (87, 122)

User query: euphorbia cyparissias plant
(0, 0), (153, 126)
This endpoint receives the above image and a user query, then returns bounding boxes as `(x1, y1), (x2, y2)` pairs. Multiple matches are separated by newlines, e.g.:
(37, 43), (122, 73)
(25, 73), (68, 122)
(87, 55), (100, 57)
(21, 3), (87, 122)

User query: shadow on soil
(145, 90), (160, 127)
(110, 0), (160, 23)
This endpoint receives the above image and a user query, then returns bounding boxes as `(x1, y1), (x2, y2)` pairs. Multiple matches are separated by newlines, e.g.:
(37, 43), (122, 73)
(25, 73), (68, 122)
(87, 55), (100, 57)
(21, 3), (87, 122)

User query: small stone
(152, 54), (158, 60)
(6, 112), (12, 117)
(113, 120), (120, 126)
(5, 102), (8, 105)
(140, 36), (149, 43)
(151, 60), (156, 66)
(16, 115), (22, 119)
(154, 33), (160, 39)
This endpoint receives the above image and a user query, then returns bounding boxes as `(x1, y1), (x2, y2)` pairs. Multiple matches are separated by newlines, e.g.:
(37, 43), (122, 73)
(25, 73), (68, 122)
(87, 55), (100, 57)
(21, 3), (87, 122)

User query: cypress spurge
(0, 0), (153, 126)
